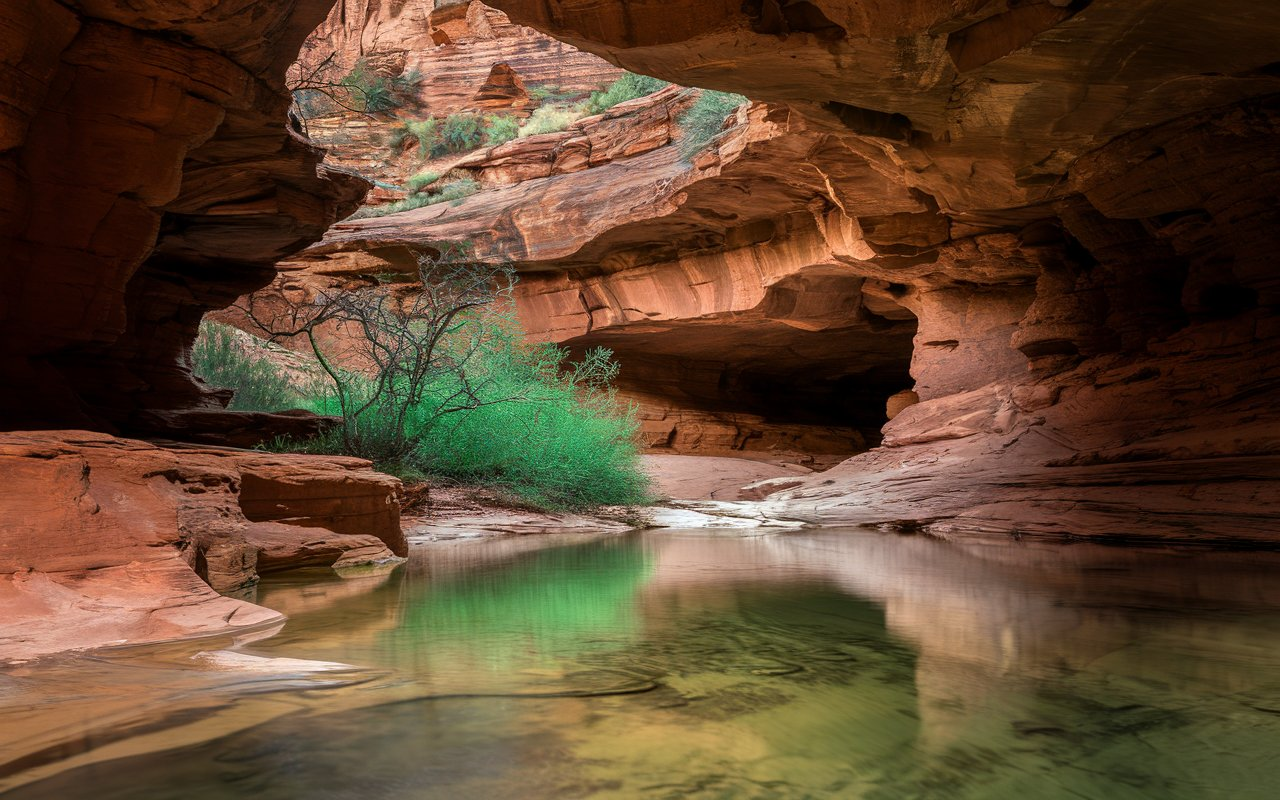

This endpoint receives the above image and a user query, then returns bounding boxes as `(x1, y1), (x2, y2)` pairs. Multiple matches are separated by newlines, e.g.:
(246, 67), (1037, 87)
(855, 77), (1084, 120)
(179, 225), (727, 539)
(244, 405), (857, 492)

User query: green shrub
(484, 114), (520, 147)
(518, 106), (583, 137)
(405, 170), (441, 195)
(390, 118), (440, 159)
(259, 252), (651, 510)
(440, 113), (484, 153)
(586, 71), (669, 115)
(297, 329), (651, 510)
(190, 322), (302, 412)
(677, 89), (748, 159)
(434, 177), (479, 205)
(527, 85), (555, 102)
(346, 177), (478, 219)
(341, 59), (399, 113)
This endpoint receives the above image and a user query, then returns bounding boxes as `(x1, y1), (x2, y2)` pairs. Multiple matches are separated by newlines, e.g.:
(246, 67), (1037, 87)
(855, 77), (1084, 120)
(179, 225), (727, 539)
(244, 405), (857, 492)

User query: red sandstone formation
(0, 1), (407, 657)
(274, 0), (1280, 537)
(297, 1), (622, 117)
(475, 0), (1280, 541)
(0, 431), (404, 661)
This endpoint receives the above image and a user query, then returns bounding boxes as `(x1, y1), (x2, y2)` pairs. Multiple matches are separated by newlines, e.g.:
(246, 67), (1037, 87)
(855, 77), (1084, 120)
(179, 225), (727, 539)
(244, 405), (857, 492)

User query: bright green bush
(677, 89), (748, 159)
(484, 114), (520, 146)
(263, 251), (651, 510)
(190, 322), (302, 412)
(298, 335), (650, 510)
(586, 72), (669, 115)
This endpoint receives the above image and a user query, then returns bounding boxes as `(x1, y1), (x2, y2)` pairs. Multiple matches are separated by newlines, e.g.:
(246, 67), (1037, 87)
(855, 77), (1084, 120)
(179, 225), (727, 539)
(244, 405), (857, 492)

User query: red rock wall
(0, 0), (367, 434)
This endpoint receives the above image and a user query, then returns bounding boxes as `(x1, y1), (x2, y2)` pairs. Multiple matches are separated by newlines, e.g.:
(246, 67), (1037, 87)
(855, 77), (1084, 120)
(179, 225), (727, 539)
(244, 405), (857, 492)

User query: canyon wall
(478, 0), (1280, 541)
(270, 0), (1280, 539)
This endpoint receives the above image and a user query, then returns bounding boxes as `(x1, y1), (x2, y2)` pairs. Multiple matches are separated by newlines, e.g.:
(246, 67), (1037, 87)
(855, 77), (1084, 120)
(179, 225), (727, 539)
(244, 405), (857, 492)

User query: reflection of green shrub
(191, 322), (302, 412)
(677, 89), (748, 159)
(587, 72), (669, 115)
(484, 114), (520, 146)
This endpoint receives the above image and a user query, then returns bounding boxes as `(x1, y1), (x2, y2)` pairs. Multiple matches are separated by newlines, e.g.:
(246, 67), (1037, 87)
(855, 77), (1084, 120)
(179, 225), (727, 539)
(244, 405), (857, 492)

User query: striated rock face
(297, 0), (622, 117)
(270, 0), (1280, 537)
(0, 430), (404, 661)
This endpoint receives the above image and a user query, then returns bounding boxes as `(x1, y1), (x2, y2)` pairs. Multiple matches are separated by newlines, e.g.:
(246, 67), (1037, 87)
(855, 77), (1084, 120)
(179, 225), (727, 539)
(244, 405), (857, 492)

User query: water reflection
(3, 530), (1279, 799)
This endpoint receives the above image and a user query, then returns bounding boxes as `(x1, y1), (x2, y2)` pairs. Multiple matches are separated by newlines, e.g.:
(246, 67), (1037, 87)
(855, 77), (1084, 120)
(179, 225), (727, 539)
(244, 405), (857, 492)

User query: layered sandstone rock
(0, 431), (405, 661)
(272, 0), (1280, 537)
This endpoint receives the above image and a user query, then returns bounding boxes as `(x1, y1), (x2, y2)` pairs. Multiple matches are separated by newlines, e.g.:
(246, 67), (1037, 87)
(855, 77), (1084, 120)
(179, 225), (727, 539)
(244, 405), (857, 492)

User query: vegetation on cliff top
(677, 89), (749, 159)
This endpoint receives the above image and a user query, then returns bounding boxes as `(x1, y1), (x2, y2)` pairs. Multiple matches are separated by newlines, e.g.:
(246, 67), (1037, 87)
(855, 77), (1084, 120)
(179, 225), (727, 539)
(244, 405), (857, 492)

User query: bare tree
(238, 249), (524, 464)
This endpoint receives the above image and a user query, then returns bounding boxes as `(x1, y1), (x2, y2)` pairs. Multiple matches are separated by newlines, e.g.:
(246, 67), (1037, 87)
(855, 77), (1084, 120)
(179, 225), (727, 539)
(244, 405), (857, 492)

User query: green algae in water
(3, 531), (1280, 799)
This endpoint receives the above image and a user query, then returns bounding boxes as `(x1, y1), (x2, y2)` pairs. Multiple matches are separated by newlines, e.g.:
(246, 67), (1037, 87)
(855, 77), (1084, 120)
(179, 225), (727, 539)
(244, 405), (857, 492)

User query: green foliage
(190, 322), (301, 412)
(440, 113), (484, 153)
(677, 89), (748, 159)
(345, 178), (478, 219)
(405, 170), (441, 195)
(257, 252), (651, 510)
(298, 334), (651, 510)
(527, 84), (556, 102)
(390, 118), (440, 159)
(586, 72), (669, 115)
(484, 114), (520, 147)
(518, 105), (583, 137)
(418, 343), (653, 510)
(434, 177), (479, 205)
(341, 59), (399, 113)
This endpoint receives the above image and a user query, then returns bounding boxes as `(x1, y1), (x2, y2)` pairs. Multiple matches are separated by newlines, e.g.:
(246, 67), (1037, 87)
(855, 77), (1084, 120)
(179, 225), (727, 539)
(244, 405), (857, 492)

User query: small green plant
(340, 59), (399, 113)
(677, 89), (748, 159)
(586, 72), (669, 115)
(405, 170), (441, 195)
(434, 177), (479, 205)
(518, 105), (583, 137)
(346, 177), (478, 219)
(440, 113), (484, 153)
(390, 118), (440, 159)
(484, 114), (520, 147)
(190, 321), (302, 412)
(527, 84), (555, 102)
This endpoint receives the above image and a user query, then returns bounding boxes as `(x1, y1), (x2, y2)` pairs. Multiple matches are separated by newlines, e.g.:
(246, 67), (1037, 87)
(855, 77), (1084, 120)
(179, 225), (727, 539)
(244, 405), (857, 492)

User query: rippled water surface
(3, 529), (1280, 799)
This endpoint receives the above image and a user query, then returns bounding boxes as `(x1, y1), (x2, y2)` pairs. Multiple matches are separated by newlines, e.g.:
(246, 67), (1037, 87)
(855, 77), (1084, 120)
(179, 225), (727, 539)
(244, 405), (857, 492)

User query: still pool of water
(2, 529), (1279, 799)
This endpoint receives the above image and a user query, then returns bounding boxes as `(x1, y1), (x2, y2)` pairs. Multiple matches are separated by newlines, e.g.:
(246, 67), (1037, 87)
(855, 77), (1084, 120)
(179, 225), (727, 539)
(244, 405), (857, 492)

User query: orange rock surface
(0, 431), (404, 661)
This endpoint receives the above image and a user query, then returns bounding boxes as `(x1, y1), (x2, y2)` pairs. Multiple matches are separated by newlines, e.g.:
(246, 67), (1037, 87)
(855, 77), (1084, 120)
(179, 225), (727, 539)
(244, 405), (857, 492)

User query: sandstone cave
(2, 1), (1280, 796)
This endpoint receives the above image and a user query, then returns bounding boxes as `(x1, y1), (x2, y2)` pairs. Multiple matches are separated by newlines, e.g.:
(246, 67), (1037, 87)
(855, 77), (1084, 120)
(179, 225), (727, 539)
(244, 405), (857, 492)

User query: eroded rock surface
(0, 431), (404, 661)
